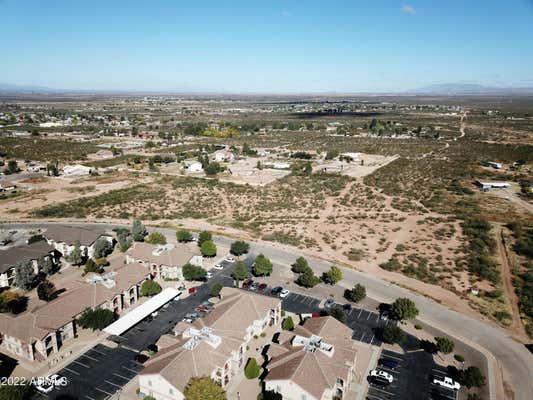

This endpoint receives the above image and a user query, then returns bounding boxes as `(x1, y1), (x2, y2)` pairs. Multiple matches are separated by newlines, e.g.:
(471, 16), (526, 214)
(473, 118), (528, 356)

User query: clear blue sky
(1, 0), (532, 92)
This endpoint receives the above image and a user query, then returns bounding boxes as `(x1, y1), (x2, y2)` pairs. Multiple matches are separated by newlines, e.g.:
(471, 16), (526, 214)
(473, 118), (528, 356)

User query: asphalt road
(4, 222), (532, 400)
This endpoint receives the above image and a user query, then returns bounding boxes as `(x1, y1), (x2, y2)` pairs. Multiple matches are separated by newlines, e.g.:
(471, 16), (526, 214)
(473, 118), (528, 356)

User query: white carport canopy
(104, 287), (181, 336)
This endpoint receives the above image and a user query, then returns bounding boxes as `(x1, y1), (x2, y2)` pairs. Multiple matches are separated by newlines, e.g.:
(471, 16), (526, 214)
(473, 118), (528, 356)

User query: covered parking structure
(104, 288), (181, 336)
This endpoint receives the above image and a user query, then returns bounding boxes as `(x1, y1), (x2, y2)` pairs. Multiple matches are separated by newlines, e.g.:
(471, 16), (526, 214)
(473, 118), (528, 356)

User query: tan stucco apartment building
(0, 262), (148, 362)
(138, 287), (282, 399)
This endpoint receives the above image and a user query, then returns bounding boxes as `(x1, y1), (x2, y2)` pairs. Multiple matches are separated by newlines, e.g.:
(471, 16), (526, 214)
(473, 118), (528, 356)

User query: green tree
(37, 280), (56, 301)
(183, 377), (226, 400)
(94, 237), (114, 258)
(117, 231), (132, 252)
(13, 260), (35, 290)
(0, 291), (27, 314)
(183, 263), (207, 281)
(344, 284), (366, 303)
(252, 254), (273, 276)
(7, 160), (19, 174)
(330, 305), (346, 323)
(67, 240), (84, 265)
(77, 308), (117, 330)
(230, 240), (250, 256)
(296, 268), (321, 288)
(390, 298), (419, 321)
(84, 258), (103, 274)
(46, 162), (59, 176)
(198, 231), (212, 246)
(435, 337), (455, 355)
(37, 255), (55, 275)
(209, 282), (223, 297)
(291, 256), (309, 273)
(322, 265), (342, 284)
(204, 162), (222, 176)
(176, 229), (193, 243)
(460, 366), (486, 388)
(141, 280), (162, 296)
(231, 261), (250, 283)
(282, 316), (295, 331)
(132, 219), (147, 241)
(244, 357), (261, 379)
(200, 240), (217, 257)
(145, 232), (167, 245)
(382, 325), (406, 345)
(0, 383), (34, 400)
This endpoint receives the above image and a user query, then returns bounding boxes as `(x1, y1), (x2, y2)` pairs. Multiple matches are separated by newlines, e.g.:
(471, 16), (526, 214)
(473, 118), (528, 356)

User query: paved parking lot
(39, 344), (142, 400)
(279, 292), (390, 346)
(367, 349), (458, 400)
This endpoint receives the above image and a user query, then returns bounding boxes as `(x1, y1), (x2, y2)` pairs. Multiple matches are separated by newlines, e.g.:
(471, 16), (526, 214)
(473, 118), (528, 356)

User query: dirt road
(496, 226), (527, 340)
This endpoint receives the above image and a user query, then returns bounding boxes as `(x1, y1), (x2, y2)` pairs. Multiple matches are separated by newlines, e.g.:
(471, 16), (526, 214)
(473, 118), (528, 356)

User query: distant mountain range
(1, 82), (533, 96)
(411, 83), (533, 95)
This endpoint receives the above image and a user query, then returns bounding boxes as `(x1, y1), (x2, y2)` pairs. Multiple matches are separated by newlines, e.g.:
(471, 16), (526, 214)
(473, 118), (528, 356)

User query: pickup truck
(433, 376), (461, 390)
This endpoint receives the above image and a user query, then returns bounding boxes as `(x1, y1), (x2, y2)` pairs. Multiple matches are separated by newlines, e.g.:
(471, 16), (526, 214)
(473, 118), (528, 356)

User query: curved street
(2, 221), (532, 400)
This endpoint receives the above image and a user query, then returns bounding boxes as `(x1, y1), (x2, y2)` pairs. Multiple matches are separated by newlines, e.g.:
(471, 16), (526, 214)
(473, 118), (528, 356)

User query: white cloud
(401, 4), (416, 15)
(280, 10), (292, 17)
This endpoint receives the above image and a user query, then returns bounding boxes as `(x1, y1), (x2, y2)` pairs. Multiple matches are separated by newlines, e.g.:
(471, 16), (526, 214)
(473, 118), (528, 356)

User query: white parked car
(370, 369), (393, 383)
(279, 289), (290, 298)
(224, 255), (236, 263)
(433, 376), (460, 390)
(206, 272), (214, 279)
(213, 263), (224, 270)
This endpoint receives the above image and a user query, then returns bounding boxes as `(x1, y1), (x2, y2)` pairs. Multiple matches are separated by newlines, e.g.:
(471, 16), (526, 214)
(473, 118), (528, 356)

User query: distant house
(62, 164), (93, 177)
(94, 149), (114, 159)
(486, 161), (502, 169)
(0, 241), (58, 288)
(0, 181), (17, 192)
(264, 316), (358, 400)
(138, 288), (281, 399)
(43, 226), (112, 259)
(184, 161), (203, 173)
(340, 152), (361, 162)
(0, 262), (148, 362)
(211, 149), (234, 163)
(126, 242), (203, 280)
(27, 164), (47, 173)
(475, 181), (510, 191)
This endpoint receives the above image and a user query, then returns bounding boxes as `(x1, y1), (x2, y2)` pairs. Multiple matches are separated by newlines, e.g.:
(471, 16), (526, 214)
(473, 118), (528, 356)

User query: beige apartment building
(138, 287), (282, 400)
(264, 316), (358, 400)
(0, 262), (148, 362)
(126, 242), (203, 280)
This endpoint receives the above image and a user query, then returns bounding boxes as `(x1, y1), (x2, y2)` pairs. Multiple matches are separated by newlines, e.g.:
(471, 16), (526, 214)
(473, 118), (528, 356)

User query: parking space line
(358, 309), (363, 318)
(72, 360), (91, 368)
(366, 311), (372, 320)
(94, 387), (113, 395)
(90, 348), (108, 356)
(85, 395), (97, 400)
(381, 352), (403, 361)
(63, 366), (80, 375)
(113, 372), (133, 381)
(369, 334), (374, 345)
(122, 365), (139, 374)
(366, 394), (385, 400)
(80, 353), (99, 362)
(105, 379), (123, 388)
(360, 332), (366, 341)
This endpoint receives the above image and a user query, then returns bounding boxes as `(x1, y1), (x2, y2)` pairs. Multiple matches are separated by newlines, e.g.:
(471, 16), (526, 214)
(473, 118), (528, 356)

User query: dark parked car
(134, 353), (149, 363)
(378, 358), (399, 370)
(242, 279), (254, 289)
(258, 283), (268, 292)
(270, 286), (283, 295)
(343, 303), (352, 311)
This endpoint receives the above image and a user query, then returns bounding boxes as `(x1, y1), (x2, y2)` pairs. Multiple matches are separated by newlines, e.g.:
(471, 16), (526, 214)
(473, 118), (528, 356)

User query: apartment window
(276, 386), (281, 393)
(301, 395), (307, 400)
(169, 388), (174, 395)
(148, 380), (152, 387)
